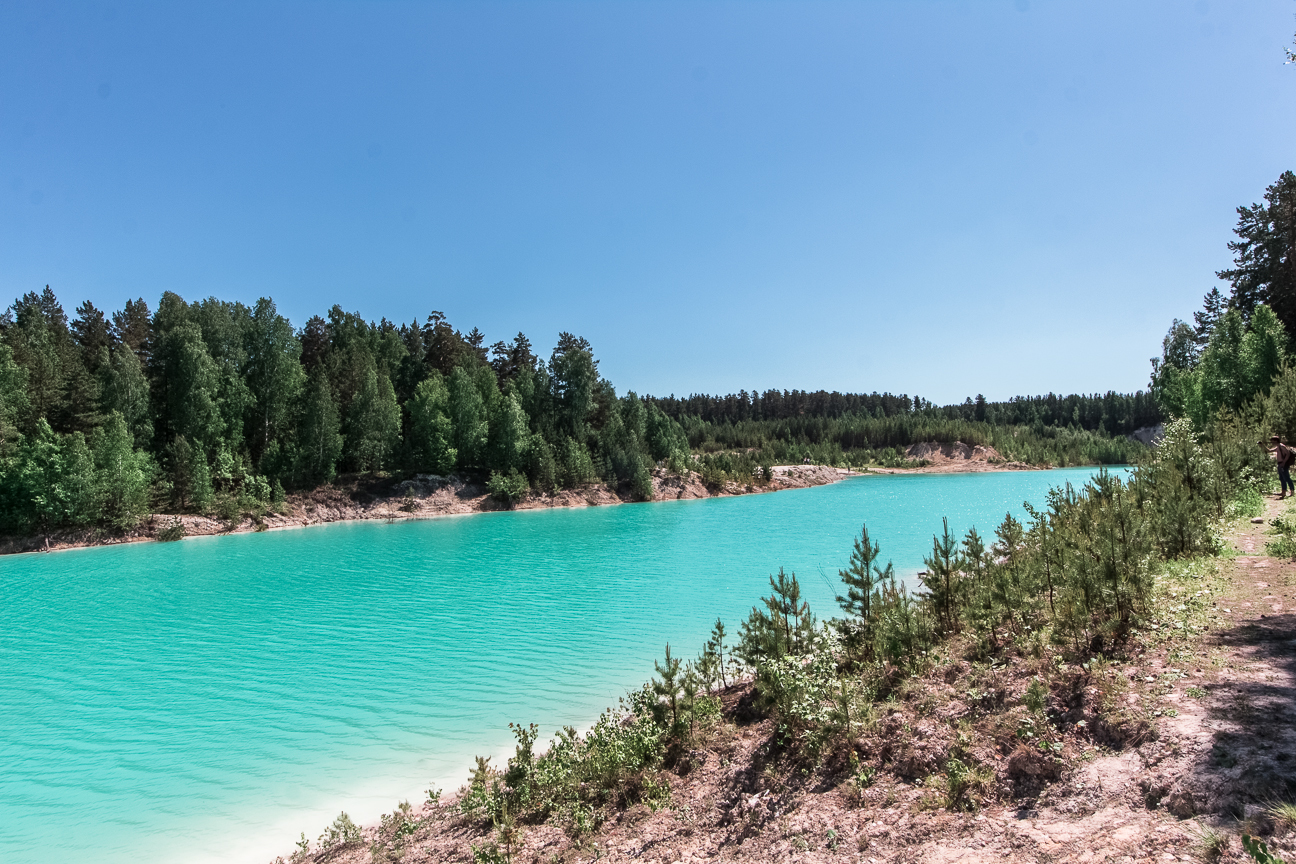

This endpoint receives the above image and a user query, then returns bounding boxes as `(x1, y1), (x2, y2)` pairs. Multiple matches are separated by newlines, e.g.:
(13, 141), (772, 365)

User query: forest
(0, 287), (1148, 540)
(0, 291), (1157, 540)
(2, 169), (1291, 543)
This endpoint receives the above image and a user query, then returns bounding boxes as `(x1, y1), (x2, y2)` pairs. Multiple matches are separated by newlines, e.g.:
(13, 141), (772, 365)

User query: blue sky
(2, 1), (1294, 403)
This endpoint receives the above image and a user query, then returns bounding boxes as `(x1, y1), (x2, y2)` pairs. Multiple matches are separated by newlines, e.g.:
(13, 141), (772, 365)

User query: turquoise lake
(0, 467), (1113, 864)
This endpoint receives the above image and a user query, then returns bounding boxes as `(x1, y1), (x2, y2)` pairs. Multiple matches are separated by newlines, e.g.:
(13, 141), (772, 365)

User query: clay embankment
(276, 496), (1296, 864)
(868, 440), (1038, 473)
(0, 464), (857, 555)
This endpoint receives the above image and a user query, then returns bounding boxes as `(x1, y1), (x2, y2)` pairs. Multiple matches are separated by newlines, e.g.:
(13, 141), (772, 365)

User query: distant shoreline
(0, 446), (1053, 557)
(0, 463), (851, 556)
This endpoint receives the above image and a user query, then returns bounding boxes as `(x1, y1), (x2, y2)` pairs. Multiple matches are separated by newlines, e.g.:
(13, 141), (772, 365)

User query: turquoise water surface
(0, 467), (1111, 863)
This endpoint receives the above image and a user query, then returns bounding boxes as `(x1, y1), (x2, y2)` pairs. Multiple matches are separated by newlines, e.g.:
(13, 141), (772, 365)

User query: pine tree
(71, 301), (112, 371)
(1193, 287), (1225, 346)
(110, 298), (151, 359)
(989, 512), (1028, 635)
(738, 568), (816, 664)
(1218, 170), (1296, 333)
(835, 522), (894, 622)
(706, 618), (728, 688)
(920, 517), (963, 635)
(651, 643), (683, 732)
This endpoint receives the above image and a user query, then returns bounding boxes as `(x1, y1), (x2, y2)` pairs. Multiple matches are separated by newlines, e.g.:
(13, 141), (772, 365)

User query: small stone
(1252, 517), (1264, 523)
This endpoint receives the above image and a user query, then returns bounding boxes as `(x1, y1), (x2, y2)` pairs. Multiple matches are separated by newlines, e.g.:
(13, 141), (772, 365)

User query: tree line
(1151, 169), (1296, 429)
(0, 289), (693, 537)
(650, 388), (1161, 438)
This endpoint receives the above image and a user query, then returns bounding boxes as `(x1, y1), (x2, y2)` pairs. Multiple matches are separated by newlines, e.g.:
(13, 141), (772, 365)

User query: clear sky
(2, 1), (1294, 404)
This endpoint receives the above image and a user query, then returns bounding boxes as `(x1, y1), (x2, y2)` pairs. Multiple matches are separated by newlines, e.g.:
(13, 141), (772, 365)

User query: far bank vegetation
(0, 289), (1153, 542)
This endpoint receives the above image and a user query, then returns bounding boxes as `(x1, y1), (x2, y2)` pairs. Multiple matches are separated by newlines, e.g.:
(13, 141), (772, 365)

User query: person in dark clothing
(1262, 435), (1295, 499)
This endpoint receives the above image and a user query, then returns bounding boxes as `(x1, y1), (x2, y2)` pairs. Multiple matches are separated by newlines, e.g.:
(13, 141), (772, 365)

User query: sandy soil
(896, 441), (1038, 474)
(273, 496), (1296, 864)
(0, 465), (858, 556)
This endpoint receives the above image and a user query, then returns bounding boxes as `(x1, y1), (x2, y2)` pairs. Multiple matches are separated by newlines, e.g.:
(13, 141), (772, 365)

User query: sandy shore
(0, 441), (1046, 556)
(0, 464), (859, 556)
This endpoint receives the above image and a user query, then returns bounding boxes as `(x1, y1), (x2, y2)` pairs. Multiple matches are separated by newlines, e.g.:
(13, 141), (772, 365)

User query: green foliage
(91, 412), (154, 529)
(447, 365), (489, 469)
(753, 630), (840, 749)
(696, 618), (728, 691)
(835, 522), (894, 625)
(318, 811), (362, 850)
(460, 685), (667, 836)
(1152, 302), (1288, 427)
(738, 568), (816, 666)
(157, 517), (186, 542)
(1266, 514), (1296, 559)
(920, 518), (963, 635)
(0, 282), (1172, 547)
(650, 644), (688, 734)
(1227, 484), (1265, 519)
(97, 344), (150, 446)
(1242, 834), (1288, 864)
(0, 419), (98, 534)
(1218, 170), (1296, 336)
(671, 410), (1147, 472)
(346, 365), (401, 472)
(629, 465), (654, 501)
(487, 469), (529, 506)
(295, 370), (343, 484)
(1023, 678), (1048, 714)
(488, 391), (531, 476)
(167, 435), (213, 513)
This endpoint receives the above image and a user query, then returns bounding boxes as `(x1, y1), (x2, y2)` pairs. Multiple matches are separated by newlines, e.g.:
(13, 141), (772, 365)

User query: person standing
(1263, 435), (1295, 499)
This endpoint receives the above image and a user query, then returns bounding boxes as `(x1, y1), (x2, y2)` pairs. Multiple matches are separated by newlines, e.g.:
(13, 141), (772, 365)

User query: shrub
(738, 569), (816, 665)
(487, 469), (529, 506)
(630, 466), (654, 501)
(318, 811), (362, 850)
(157, 517), (186, 542)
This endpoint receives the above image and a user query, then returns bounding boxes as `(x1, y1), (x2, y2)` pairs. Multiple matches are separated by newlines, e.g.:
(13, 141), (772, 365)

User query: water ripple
(0, 468), (1108, 864)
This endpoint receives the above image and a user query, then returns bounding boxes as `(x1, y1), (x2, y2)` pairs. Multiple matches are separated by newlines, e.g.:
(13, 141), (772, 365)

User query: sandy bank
(868, 440), (1040, 474)
(0, 464), (858, 556)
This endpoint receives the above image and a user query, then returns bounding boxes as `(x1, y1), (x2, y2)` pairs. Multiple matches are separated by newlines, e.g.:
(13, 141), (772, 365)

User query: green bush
(487, 469), (529, 506)
(157, 518), (186, 542)
(630, 466), (654, 501)
(318, 811), (362, 850)
(1227, 484), (1265, 519)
